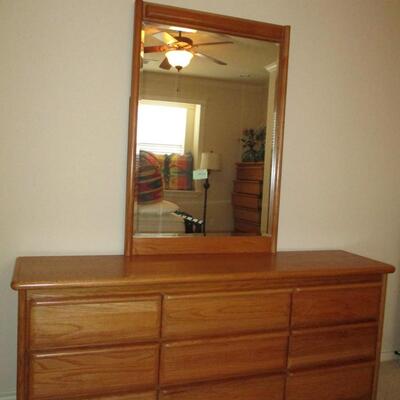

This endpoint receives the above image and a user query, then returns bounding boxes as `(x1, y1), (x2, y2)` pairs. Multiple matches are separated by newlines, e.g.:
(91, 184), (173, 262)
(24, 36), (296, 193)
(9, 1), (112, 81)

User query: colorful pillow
(137, 150), (164, 204)
(166, 153), (193, 190)
(155, 154), (169, 183)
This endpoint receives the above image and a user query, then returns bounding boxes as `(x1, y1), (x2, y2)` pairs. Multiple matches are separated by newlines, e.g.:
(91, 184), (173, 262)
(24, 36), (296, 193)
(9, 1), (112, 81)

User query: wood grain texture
(268, 25), (290, 253)
(160, 333), (288, 385)
(125, 2), (291, 255)
(30, 296), (161, 349)
(162, 290), (290, 339)
(288, 323), (378, 369)
(11, 251), (395, 399)
(11, 251), (395, 290)
(143, 2), (286, 42)
(234, 207), (261, 223)
(131, 236), (273, 255)
(232, 193), (261, 210)
(234, 180), (263, 195)
(234, 220), (260, 234)
(87, 392), (157, 400)
(26, 274), (382, 301)
(124, 0), (142, 256)
(292, 283), (381, 328)
(236, 163), (264, 181)
(17, 291), (27, 400)
(372, 275), (388, 400)
(160, 374), (285, 400)
(29, 344), (159, 399)
(232, 162), (264, 233)
(286, 362), (374, 400)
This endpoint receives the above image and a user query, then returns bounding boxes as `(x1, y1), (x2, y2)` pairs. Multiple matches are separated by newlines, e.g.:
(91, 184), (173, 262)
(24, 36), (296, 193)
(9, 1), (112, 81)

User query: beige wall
(0, 0), (399, 396)
(140, 71), (267, 232)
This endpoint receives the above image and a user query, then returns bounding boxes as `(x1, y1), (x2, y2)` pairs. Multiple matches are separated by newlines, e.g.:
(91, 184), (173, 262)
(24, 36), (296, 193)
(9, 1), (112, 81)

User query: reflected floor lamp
(200, 152), (221, 236)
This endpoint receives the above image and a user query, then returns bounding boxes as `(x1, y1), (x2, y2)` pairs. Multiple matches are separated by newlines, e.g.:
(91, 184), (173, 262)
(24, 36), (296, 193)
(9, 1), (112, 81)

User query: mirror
(125, 1), (290, 255)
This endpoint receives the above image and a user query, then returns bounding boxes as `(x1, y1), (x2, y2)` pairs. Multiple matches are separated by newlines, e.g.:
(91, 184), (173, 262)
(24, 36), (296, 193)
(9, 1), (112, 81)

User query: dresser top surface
(11, 250), (394, 290)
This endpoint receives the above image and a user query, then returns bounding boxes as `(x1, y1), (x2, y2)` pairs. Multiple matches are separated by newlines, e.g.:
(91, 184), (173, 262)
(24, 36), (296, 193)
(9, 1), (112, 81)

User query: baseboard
(0, 392), (16, 400)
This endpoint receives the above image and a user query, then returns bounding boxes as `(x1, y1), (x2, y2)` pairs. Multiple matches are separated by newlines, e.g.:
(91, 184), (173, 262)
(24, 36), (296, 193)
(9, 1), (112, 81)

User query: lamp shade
(200, 152), (221, 171)
(165, 49), (193, 69)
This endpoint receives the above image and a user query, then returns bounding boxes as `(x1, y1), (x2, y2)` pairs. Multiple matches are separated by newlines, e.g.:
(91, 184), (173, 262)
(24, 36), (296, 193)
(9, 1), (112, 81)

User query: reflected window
(137, 99), (200, 156)
(137, 99), (201, 192)
(137, 100), (187, 154)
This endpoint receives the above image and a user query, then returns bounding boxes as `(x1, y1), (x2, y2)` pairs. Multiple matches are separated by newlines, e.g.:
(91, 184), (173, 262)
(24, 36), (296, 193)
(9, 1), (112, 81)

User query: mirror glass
(134, 22), (280, 237)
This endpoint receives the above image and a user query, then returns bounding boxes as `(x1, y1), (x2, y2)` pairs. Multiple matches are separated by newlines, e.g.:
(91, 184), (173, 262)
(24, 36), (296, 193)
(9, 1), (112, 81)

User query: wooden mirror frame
(124, 0), (290, 256)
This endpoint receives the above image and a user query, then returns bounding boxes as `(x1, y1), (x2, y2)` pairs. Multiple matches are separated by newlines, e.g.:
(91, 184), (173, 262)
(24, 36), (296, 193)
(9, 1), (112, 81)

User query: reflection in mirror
(134, 22), (280, 238)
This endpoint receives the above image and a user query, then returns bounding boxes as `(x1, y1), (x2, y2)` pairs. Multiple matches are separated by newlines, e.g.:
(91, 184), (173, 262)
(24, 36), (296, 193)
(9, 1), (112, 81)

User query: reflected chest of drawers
(12, 251), (394, 400)
(232, 162), (264, 235)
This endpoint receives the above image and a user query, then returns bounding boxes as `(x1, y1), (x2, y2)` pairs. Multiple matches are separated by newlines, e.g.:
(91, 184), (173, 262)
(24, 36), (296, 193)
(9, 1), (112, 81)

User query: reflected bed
(135, 200), (185, 234)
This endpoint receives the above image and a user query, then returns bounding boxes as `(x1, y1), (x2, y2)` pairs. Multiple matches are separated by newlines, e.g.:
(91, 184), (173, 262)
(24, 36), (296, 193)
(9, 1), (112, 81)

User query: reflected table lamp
(200, 151), (221, 236)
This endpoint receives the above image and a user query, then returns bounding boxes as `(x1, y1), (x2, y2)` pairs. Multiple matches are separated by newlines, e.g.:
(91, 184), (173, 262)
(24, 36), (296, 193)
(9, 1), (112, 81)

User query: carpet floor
(377, 360), (400, 400)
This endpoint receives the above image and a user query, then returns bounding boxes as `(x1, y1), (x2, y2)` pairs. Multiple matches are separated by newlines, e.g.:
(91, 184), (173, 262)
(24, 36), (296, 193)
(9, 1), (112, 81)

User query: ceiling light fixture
(165, 49), (193, 71)
(169, 26), (197, 33)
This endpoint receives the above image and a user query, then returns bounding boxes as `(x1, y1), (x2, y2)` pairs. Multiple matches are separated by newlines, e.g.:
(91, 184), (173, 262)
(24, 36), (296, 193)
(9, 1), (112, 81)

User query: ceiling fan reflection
(144, 30), (233, 71)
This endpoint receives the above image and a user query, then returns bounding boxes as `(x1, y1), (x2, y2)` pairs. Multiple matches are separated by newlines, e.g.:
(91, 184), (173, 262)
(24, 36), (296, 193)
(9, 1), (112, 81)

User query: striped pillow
(137, 151), (164, 204)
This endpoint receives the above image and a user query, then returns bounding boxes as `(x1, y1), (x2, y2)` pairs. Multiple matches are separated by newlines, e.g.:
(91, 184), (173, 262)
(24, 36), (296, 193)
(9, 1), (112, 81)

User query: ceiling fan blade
(144, 45), (168, 53)
(143, 26), (162, 35)
(194, 41), (234, 47)
(153, 31), (178, 45)
(195, 52), (227, 66)
(143, 58), (159, 65)
(159, 57), (172, 70)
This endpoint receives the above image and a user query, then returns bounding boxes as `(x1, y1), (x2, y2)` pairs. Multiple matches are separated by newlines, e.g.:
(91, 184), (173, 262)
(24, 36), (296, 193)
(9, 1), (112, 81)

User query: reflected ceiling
(143, 23), (279, 83)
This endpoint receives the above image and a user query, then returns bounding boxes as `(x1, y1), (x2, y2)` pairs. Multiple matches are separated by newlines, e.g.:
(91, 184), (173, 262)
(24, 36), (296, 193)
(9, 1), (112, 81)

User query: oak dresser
(12, 250), (394, 400)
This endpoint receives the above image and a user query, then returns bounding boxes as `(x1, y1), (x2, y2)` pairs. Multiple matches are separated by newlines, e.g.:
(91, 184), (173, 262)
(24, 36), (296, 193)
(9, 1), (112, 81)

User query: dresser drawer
(234, 180), (263, 195)
(234, 207), (261, 223)
(236, 164), (264, 181)
(288, 323), (378, 369)
(286, 363), (374, 400)
(160, 333), (288, 385)
(160, 374), (285, 400)
(232, 193), (261, 209)
(30, 295), (161, 349)
(89, 392), (157, 400)
(29, 344), (159, 399)
(234, 220), (260, 234)
(163, 290), (290, 339)
(292, 284), (381, 328)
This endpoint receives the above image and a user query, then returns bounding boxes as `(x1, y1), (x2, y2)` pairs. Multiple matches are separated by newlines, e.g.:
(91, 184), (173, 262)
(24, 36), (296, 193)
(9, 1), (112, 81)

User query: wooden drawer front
(232, 193), (260, 209)
(88, 392), (157, 400)
(29, 344), (159, 399)
(234, 207), (261, 223)
(236, 165), (264, 181)
(163, 291), (290, 339)
(286, 363), (374, 400)
(160, 333), (288, 385)
(288, 323), (378, 369)
(160, 374), (285, 400)
(30, 296), (161, 349)
(234, 219), (260, 234)
(292, 285), (381, 328)
(234, 180), (262, 195)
